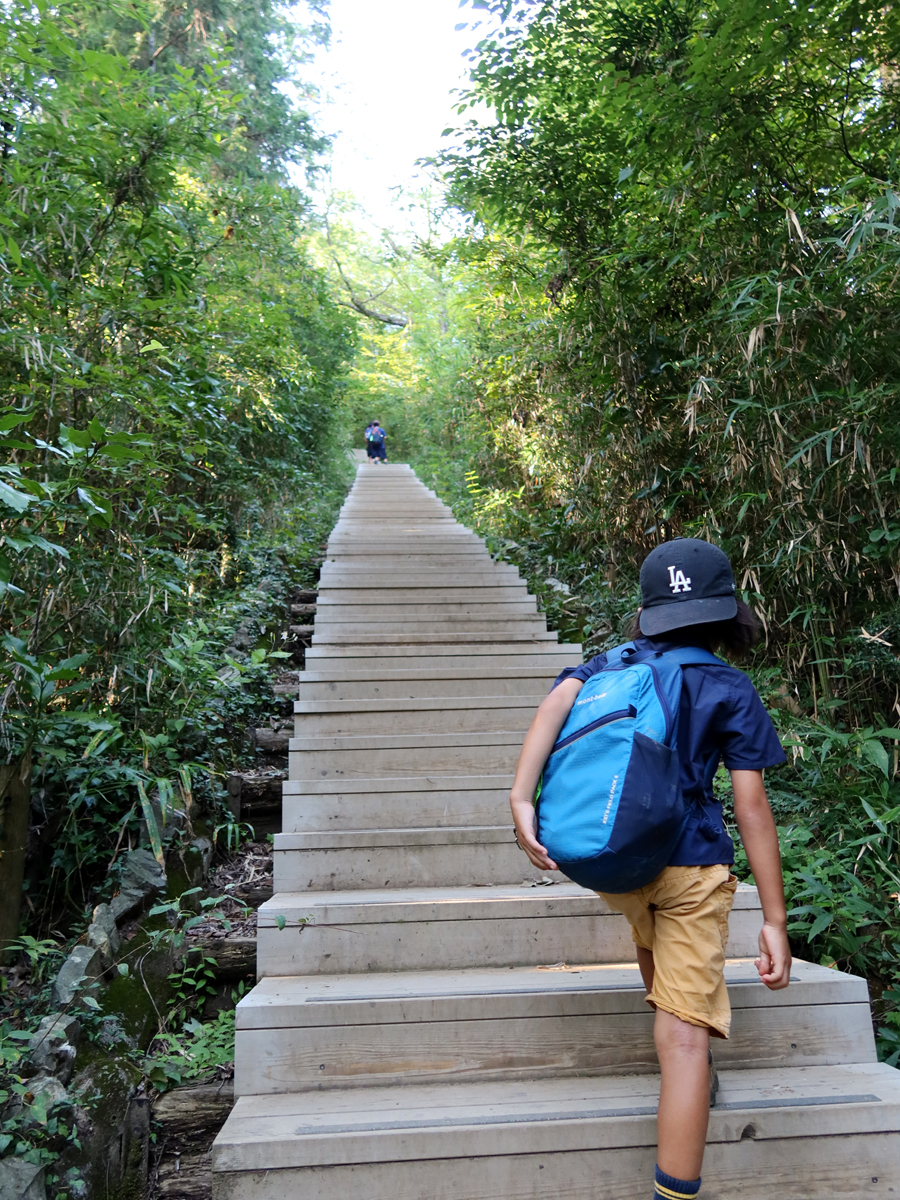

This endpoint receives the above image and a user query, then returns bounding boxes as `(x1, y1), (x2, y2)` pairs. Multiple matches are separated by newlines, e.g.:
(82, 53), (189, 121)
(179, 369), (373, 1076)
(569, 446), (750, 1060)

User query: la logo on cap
(667, 565), (692, 594)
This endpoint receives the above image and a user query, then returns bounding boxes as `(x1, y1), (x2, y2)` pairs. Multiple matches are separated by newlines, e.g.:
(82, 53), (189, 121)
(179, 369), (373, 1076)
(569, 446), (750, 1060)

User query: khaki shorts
(599, 864), (738, 1039)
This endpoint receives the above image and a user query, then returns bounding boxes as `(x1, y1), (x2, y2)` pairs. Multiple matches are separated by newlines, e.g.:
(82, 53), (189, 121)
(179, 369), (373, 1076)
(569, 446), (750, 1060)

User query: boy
(510, 538), (791, 1200)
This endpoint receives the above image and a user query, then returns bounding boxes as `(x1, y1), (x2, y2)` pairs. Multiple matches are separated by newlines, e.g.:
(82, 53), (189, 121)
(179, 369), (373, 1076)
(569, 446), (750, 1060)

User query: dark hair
(630, 597), (762, 660)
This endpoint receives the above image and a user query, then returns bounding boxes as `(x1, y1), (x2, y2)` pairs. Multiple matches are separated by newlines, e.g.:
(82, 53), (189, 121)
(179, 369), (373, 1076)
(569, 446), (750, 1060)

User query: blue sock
(654, 1165), (701, 1199)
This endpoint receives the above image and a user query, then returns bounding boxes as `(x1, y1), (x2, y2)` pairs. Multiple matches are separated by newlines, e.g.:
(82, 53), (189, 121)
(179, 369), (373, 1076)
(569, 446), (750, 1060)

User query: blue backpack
(535, 641), (723, 893)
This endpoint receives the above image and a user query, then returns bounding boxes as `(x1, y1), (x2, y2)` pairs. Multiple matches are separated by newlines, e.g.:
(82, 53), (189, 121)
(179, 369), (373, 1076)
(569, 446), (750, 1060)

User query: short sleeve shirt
(552, 635), (786, 865)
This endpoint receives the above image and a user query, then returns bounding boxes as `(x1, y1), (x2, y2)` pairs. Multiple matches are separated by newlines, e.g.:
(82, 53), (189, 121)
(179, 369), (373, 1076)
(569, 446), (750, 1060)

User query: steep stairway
(212, 463), (900, 1199)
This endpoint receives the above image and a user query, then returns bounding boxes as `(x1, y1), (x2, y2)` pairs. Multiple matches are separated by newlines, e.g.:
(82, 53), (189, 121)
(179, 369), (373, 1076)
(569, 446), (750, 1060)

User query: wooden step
(272, 826), (555, 890)
(312, 619), (551, 635)
(324, 550), (495, 561)
(233, 960), (876, 1095)
(292, 695), (544, 736)
(293, 668), (558, 701)
(314, 601), (539, 617)
(318, 573), (523, 587)
(281, 776), (513, 831)
(255, 883), (763, 976)
(310, 628), (555, 644)
(319, 574), (522, 588)
(212, 1063), (900, 1199)
(300, 655), (574, 674)
(314, 590), (535, 604)
(302, 648), (580, 672)
(288, 730), (529, 778)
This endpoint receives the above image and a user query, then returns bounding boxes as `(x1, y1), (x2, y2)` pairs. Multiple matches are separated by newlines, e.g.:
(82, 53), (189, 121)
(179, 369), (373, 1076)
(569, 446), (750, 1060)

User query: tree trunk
(0, 750), (32, 954)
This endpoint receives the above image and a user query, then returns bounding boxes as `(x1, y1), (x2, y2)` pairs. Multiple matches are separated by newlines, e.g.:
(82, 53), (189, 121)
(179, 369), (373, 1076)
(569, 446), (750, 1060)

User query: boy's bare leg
(654, 1009), (710, 1181)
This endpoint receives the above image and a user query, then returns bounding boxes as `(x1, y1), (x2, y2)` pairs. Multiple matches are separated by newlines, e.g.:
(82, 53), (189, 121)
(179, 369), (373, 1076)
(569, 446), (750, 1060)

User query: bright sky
(308, 0), (485, 229)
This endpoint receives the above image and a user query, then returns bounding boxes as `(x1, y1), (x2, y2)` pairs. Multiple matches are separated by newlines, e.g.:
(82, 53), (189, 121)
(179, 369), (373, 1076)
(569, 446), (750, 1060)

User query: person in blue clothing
(510, 538), (790, 1200)
(365, 420), (387, 462)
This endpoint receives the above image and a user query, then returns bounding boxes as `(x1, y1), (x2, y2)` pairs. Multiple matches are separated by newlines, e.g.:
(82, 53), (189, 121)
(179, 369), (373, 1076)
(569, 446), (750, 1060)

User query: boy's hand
(510, 797), (558, 871)
(755, 922), (791, 990)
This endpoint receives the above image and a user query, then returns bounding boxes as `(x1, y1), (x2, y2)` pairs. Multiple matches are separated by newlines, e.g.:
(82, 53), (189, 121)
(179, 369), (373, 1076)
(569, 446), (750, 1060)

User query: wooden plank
(237, 961), (868, 1028)
(271, 837), (549, 892)
(214, 1132), (900, 1200)
(212, 1063), (900, 1171)
(235, 1002), (876, 1095)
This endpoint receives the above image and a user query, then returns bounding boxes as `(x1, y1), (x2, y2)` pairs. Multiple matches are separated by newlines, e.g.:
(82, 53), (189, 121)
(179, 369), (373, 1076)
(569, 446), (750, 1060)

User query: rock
(111, 848), (166, 921)
(230, 623), (254, 650)
(15, 1073), (73, 1126)
(51, 944), (103, 1008)
(190, 836), (213, 877)
(28, 1013), (81, 1082)
(0, 1158), (46, 1200)
(95, 1014), (135, 1051)
(31, 1073), (72, 1107)
(68, 1060), (148, 1198)
(87, 902), (120, 967)
(138, 791), (186, 849)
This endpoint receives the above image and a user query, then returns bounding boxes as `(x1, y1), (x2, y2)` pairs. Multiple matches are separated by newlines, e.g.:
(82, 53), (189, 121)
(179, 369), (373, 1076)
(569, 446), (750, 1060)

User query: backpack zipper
(551, 706), (637, 753)
(587, 656), (675, 743)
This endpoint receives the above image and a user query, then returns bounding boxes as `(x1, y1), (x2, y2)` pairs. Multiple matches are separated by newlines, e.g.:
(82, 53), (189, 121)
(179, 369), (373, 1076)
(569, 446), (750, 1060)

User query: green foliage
(0, 936), (90, 1175)
(436, 0), (900, 711)
(145, 1005), (237, 1091)
(0, 0), (355, 930)
(722, 703), (900, 1063)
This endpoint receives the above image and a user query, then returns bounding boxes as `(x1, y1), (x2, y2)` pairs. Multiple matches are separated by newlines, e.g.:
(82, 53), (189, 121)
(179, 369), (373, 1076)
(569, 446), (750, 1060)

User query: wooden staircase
(212, 463), (900, 1199)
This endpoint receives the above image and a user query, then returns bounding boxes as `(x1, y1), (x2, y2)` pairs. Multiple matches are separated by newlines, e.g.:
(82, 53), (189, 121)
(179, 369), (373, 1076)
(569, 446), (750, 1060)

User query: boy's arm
(731, 769), (791, 990)
(509, 677), (584, 870)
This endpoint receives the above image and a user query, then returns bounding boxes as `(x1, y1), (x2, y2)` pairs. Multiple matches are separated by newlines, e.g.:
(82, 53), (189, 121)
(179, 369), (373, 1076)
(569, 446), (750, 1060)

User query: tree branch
(336, 297), (408, 326)
(324, 218), (409, 327)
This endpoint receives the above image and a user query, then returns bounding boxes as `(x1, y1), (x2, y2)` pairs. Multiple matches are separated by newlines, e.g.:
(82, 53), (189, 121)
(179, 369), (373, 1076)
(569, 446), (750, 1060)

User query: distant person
(365, 420), (387, 463)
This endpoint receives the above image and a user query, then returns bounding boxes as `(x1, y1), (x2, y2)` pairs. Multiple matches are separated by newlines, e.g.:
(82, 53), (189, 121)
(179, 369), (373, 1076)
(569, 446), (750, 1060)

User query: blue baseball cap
(638, 538), (737, 636)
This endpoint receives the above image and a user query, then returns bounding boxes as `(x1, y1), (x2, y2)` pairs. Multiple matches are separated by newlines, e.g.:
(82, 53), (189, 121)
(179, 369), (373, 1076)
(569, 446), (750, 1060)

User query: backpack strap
(651, 644), (725, 669)
(596, 641), (725, 671)
(602, 641), (636, 666)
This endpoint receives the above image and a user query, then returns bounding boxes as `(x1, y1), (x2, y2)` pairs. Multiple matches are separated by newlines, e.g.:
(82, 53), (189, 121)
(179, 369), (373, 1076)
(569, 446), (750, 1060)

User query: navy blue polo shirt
(552, 636), (786, 866)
